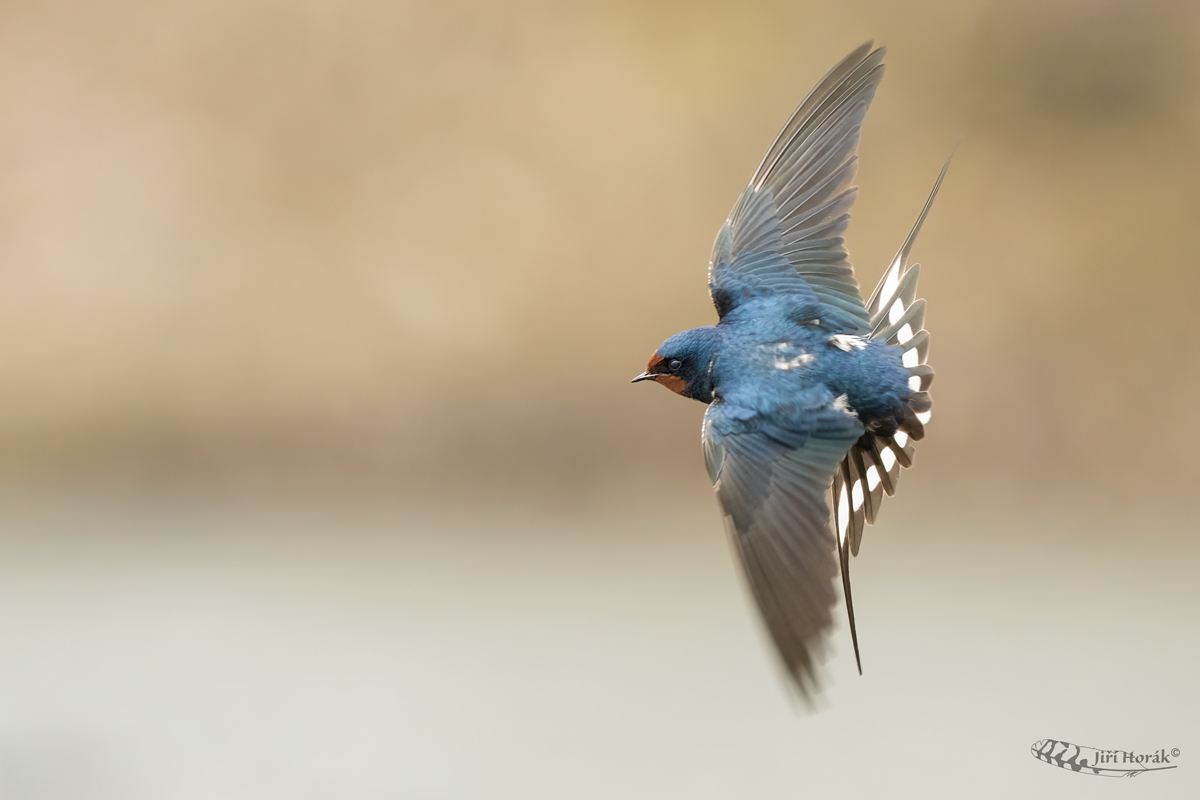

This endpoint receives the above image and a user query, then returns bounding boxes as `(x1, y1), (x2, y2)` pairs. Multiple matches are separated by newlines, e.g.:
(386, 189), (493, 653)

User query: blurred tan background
(0, 0), (1196, 797)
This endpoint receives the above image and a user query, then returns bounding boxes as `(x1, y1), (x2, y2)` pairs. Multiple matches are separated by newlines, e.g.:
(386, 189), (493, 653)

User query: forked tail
(832, 154), (952, 674)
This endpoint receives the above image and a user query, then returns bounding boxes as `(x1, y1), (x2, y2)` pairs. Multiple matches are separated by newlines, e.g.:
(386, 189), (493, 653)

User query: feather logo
(1031, 739), (1179, 777)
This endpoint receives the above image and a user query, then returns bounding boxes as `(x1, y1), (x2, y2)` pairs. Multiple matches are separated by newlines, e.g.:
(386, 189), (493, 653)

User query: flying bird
(632, 42), (947, 697)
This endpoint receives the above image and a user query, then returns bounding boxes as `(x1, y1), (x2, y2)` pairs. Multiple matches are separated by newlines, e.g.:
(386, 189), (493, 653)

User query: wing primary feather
(750, 42), (879, 188)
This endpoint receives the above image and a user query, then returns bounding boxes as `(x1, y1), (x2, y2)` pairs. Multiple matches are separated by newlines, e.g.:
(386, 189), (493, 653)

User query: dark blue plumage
(632, 43), (948, 698)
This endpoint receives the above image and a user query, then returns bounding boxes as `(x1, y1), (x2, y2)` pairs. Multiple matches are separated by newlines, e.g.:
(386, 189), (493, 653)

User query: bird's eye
(668, 359), (683, 372)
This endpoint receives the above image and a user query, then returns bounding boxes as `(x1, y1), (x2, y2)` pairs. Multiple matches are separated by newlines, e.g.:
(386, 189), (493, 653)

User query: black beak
(631, 372), (657, 383)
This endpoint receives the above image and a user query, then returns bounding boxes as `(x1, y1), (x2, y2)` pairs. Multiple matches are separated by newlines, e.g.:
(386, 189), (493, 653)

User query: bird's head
(631, 326), (718, 403)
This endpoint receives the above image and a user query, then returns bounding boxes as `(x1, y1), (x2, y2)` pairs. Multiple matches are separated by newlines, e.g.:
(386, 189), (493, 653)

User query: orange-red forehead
(646, 352), (664, 371)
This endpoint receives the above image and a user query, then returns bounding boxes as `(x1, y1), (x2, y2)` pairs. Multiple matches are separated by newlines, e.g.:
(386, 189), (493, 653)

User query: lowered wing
(703, 400), (862, 698)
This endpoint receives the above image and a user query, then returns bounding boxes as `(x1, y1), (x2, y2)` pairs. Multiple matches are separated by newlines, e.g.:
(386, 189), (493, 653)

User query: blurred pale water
(0, 480), (1192, 798)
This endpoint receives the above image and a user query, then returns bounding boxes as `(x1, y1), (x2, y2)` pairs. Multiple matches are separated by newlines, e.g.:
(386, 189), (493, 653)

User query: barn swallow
(633, 43), (948, 698)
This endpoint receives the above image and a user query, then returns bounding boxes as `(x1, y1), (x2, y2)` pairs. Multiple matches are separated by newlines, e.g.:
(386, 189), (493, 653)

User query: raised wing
(708, 43), (885, 331)
(703, 401), (862, 698)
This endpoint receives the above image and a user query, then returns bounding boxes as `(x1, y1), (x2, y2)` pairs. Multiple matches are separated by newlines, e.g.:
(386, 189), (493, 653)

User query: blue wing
(708, 43), (885, 331)
(703, 400), (862, 698)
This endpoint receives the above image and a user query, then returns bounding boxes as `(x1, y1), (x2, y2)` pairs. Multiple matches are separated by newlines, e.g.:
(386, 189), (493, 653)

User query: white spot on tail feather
(879, 262), (902, 310)
(916, 410), (932, 424)
(894, 431), (909, 448)
(851, 481), (864, 511)
(902, 348), (919, 367)
(880, 447), (896, 471)
(897, 323), (914, 344)
(888, 299), (905, 324)
(908, 375), (922, 391)
(866, 466), (881, 490)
